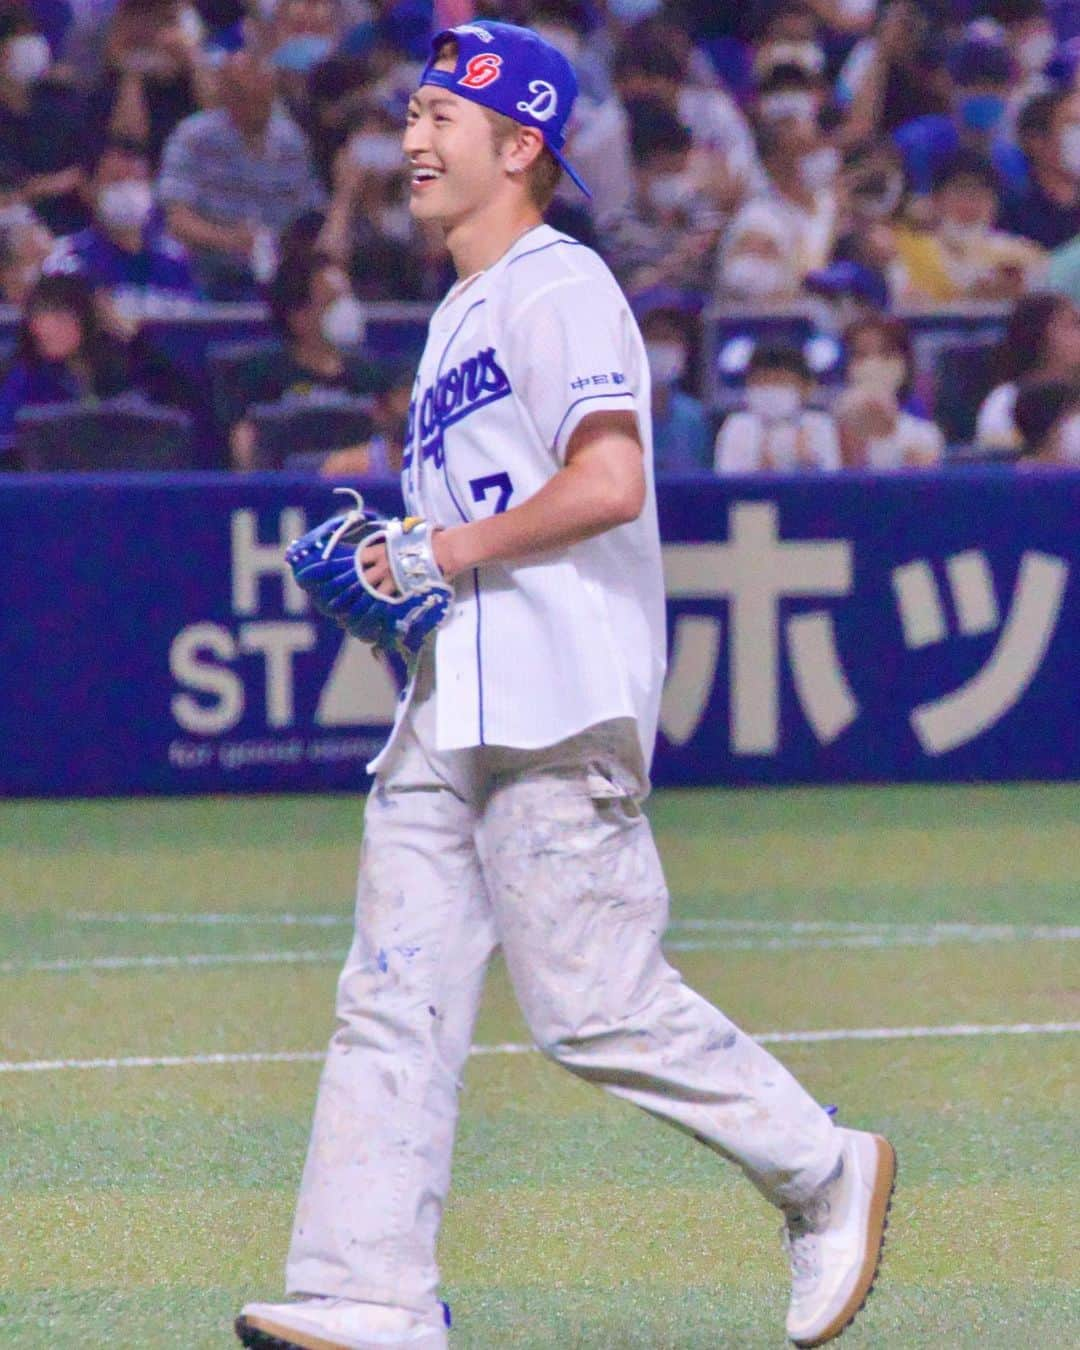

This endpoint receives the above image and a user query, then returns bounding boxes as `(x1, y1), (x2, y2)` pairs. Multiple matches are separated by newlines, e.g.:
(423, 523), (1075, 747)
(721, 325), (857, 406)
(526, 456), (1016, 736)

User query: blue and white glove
(286, 490), (452, 657)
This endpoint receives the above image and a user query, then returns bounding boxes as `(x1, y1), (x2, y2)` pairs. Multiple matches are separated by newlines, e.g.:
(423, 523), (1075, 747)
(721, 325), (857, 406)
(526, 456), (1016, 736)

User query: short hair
(747, 343), (809, 381)
(625, 95), (691, 163)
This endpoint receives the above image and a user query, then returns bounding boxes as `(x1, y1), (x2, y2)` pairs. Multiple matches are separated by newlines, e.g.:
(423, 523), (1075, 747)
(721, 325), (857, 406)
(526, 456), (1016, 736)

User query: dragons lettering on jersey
(404, 345), (511, 468)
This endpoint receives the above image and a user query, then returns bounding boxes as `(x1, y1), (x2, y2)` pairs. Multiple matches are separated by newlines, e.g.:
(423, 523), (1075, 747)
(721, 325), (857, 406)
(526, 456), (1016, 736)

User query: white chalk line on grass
(2, 1022), (1077, 1075)
(70, 912), (1080, 943)
(0, 949), (343, 975)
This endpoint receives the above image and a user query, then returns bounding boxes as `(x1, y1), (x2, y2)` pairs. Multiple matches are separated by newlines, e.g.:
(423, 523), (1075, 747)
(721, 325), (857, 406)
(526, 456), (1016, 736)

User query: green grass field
(2, 785), (1077, 1348)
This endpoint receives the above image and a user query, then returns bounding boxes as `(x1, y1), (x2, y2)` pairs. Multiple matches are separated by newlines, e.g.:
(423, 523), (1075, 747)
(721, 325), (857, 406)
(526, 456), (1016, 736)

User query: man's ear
(505, 125), (545, 176)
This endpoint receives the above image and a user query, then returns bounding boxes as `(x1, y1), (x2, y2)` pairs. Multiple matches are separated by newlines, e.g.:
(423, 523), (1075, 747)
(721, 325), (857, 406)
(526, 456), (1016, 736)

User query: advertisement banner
(2, 471), (1076, 796)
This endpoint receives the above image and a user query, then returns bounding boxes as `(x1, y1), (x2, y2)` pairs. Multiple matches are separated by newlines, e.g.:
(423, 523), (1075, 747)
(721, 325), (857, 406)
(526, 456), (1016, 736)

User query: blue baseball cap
(419, 20), (590, 198)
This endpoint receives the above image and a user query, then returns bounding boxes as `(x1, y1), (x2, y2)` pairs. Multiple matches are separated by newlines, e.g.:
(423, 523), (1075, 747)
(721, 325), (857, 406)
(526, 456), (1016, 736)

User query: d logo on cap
(516, 79), (558, 122)
(460, 53), (503, 89)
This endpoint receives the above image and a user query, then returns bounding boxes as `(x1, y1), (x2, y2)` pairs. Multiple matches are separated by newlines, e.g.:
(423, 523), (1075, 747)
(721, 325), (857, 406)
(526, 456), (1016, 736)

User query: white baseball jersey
(369, 224), (667, 775)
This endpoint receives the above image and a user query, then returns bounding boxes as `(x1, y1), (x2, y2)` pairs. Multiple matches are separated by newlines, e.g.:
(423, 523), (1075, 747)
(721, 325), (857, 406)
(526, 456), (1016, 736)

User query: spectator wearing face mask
(974, 291), (1080, 452)
(717, 116), (840, 302)
(0, 2), (92, 236)
(158, 50), (325, 299)
(228, 247), (383, 469)
(892, 151), (1045, 303)
(639, 307), (711, 473)
(714, 343), (840, 474)
(892, 28), (1029, 196)
(600, 95), (723, 299)
(1012, 375), (1080, 466)
(834, 315), (944, 468)
(998, 90), (1080, 250)
(43, 140), (199, 311)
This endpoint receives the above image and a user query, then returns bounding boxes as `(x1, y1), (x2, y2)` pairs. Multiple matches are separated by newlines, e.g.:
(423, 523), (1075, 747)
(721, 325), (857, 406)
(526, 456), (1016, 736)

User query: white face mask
(799, 147), (840, 193)
(6, 33), (50, 86)
(723, 252), (788, 298)
(350, 132), (403, 175)
(321, 294), (365, 348)
(836, 0), (877, 19)
(746, 383), (802, 421)
(1017, 29), (1055, 75)
(98, 180), (154, 231)
(848, 354), (907, 394)
(759, 91), (818, 124)
(645, 341), (686, 386)
(1059, 124), (1080, 176)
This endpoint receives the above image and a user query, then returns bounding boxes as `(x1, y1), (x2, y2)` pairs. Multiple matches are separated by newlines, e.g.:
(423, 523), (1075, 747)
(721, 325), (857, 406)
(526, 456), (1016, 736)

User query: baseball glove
(286, 489), (452, 657)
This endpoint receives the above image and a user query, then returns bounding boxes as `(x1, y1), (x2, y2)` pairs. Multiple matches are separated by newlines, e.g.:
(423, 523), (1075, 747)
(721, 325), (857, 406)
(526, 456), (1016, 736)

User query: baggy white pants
(287, 667), (841, 1316)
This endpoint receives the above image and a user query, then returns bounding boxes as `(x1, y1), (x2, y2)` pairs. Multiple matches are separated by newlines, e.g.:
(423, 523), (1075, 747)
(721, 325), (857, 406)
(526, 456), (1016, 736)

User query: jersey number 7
(469, 472), (513, 514)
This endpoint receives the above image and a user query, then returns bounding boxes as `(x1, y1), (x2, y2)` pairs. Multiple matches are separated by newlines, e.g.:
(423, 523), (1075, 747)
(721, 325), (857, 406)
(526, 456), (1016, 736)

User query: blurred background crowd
(3, 0), (1080, 472)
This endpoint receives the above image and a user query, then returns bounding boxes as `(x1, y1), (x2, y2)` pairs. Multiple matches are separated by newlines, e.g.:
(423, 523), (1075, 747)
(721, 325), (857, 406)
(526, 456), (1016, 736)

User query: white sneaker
(782, 1127), (897, 1347)
(234, 1296), (450, 1350)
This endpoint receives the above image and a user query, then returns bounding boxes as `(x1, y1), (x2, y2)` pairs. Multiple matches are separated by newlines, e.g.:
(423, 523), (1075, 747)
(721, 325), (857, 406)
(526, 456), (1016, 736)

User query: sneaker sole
(235, 1314), (348, 1350)
(790, 1134), (898, 1348)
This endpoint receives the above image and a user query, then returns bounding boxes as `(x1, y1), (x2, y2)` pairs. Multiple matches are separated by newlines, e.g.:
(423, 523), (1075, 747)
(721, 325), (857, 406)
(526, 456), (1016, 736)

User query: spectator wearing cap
(892, 27), (1029, 196)
(717, 116), (840, 301)
(714, 343), (840, 474)
(599, 95), (723, 298)
(639, 307), (711, 473)
(44, 140), (199, 311)
(0, 1), (92, 237)
(892, 150), (1044, 303)
(227, 247), (383, 469)
(974, 291), (1080, 452)
(158, 50), (325, 299)
(834, 315), (944, 469)
(998, 90), (1080, 250)
(1013, 376), (1080, 465)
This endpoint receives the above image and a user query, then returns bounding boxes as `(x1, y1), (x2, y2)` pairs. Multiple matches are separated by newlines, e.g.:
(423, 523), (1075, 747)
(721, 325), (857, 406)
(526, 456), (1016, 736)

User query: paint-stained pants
(286, 669), (840, 1314)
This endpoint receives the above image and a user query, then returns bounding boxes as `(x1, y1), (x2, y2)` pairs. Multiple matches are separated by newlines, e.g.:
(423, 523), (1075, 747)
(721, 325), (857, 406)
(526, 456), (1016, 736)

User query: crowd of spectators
(0, 0), (1079, 471)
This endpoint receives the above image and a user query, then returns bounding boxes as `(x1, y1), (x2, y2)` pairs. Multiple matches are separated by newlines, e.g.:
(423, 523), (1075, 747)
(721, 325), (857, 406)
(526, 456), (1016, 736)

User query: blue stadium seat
(248, 393), (377, 470)
(15, 398), (195, 470)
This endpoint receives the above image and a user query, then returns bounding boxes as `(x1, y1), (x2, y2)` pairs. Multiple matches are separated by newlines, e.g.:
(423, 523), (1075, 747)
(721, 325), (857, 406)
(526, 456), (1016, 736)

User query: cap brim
(549, 144), (591, 199)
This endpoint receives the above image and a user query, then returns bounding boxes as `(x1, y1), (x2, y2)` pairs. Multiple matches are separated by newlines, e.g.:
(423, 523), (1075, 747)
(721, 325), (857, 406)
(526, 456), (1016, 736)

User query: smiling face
(403, 77), (511, 229)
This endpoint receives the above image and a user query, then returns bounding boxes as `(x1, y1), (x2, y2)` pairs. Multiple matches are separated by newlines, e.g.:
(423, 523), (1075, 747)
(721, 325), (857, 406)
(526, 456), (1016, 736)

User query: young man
(236, 22), (895, 1350)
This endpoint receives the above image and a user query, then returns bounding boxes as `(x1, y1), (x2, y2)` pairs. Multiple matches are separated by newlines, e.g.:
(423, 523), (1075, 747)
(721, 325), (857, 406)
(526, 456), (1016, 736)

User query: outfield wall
(2, 470), (1076, 796)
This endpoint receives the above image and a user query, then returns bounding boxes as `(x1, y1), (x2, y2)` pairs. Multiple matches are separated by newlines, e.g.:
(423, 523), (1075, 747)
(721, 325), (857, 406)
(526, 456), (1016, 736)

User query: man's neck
(444, 200), (544, 279)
